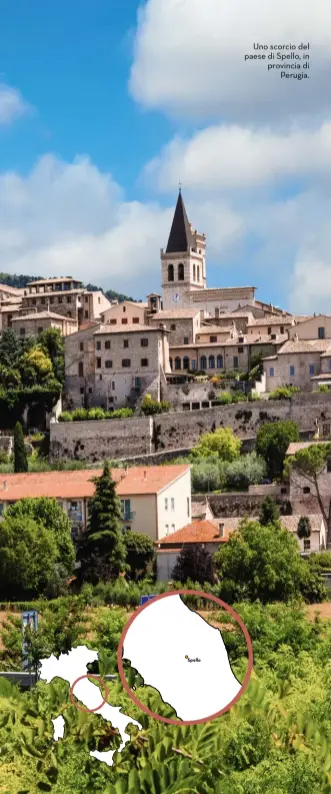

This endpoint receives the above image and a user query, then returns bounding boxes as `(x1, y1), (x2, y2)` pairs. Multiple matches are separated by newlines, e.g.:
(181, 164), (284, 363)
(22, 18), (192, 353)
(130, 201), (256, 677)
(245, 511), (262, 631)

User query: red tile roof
(158, 518), (238, 545)
(0, 464), (190, 501)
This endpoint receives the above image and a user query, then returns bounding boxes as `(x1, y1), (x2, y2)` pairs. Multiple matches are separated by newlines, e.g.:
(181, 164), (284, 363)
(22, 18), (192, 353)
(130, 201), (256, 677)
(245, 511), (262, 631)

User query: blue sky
(0, 0), (331, 312)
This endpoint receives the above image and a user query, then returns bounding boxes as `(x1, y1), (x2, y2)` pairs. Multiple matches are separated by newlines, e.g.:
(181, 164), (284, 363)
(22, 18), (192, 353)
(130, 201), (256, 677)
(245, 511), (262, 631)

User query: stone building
(11, 310), (78, 338)
(100, 299), (148, 326)
(20, 277), (111, 326)
(64, 322), (171, 410)
(264, 339), (331, 392)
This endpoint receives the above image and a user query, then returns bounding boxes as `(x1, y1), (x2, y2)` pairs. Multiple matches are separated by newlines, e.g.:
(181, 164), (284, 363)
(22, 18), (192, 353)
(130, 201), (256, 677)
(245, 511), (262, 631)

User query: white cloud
(144, 122), (331, 191)
(0, 83), (31, 125)
(130, 0), (331, 123)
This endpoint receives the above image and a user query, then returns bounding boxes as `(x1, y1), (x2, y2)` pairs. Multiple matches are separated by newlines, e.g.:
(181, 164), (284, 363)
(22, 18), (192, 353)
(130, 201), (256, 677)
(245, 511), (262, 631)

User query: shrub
(0, 451), (8, 464)
(87, 407), (107, 420)
(58, 411), (73, 422)
(217, 391), (233, 404)
(269, 386), (300, 400)
(231, 391), (248, 403)
(191, 427), (241, 461)
(140, 395), (170, 415)
(319, 384), (329, 393)
(108, 408), (134, 419)
(191, 462), (223, 492)
(226, 453), (266, 490)
(256, 419), (300, 479)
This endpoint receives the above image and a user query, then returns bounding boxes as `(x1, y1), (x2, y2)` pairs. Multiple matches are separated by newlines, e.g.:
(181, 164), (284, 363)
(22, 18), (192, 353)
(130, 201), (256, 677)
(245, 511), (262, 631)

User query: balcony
(121, 510), (136, 522)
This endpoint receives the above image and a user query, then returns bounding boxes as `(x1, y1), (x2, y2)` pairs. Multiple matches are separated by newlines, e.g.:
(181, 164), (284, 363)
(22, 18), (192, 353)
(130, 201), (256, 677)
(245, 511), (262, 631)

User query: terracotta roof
(0, 283), (24, 295)
(277, 339), (331, 354)
(0, 464), (190, 501)
(77, 321), (100, 332)
(158, 517), (241, 545)
(12, 310), (75, 323)
(94, 324), (168, 335)
(197, 325), (237, 335)
(27, 277), (81, 286)
(280, 514), (323, 533)
(248, 334), (288, 345)
(150, 309), (200, 320)
(211, 311), (254, 320)
(247, 315), (293, 327)
(286, 440), (330, 455)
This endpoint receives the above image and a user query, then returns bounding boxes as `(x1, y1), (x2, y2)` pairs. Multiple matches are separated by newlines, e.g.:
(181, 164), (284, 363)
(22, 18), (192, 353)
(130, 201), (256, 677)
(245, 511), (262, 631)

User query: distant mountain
(0, 273), (135, 303)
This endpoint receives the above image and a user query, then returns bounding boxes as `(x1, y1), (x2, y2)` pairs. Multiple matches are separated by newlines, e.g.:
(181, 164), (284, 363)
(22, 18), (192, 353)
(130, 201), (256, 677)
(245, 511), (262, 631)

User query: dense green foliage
(259, 496), (280, 525)
(191, 426), (241, 461)
(59, 407), (134, 421)
(140, 394), (171, 415)
(78, 462), (127, 583)
(215, 518), (326, 603)
(256, 419), (300, 478)
(297, 516), (312, 540)
(13, 420), (28, 472)
(191, 452), (266, 492)
(123, 531), (155, 581)
(171, 544), (215, 584)
(6, 497), (75, 580)
(0, 515), (59, 599)
(288, 443), (331, 540)
(269, 385), (301, 399)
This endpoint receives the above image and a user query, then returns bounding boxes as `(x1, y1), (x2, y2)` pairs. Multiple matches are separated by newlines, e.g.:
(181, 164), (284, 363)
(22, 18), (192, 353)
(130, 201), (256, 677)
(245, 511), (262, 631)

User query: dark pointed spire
(166, 190), (194, 254)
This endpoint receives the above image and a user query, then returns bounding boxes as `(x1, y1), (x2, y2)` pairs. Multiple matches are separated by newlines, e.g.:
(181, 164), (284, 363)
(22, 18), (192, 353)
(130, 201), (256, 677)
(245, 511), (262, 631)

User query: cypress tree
(13, 422), (28, 473)
(78, 461), (127, 583)
(297, 516), (312, 540)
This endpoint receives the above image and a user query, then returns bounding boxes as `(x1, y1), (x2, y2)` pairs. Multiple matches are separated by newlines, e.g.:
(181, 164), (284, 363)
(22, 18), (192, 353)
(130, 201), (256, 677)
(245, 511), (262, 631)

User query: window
(58, 296), (63, 304)
(122, 359), (131, 367)
(32, 298), (36, 306)
(67, 311), (71, 318)
(123, 305), (126, 312)
(318, 327), (325, 339)
(170, 323), (176, 330)
(309, 364), (315, 375)
(80, 342), (84, 351)
(123, 339), (129, 348)
(171, 498), (175, 511)
(210, 335), (217, 343)
(96, 341), (101, 350)
(238, 337), (244, 343)
(165, 524), (169, 535)
(112, 381), (115, 390)
(238, 346), (244, 353)
(99, 374), (102, 380)
(108, 396), (114, 404)
(41, 297), (45, 305)
(191, 359), (197, 370)
(270, 367), (274, 377)
(132, 317), (139, 324)
(169, 357), (173, 370)
(280, 325), (284, 334)
(20, 327), (25, 336)
(303, 486), (310, 494)
(84, 310), (88, 319)
(187, 497), (190, 517)
(178, 263), (184, 281)
(171, 524), (175, 532)
(209, 355), (215, 369)
(110, 319), (117, 325)
(85, 296), (89, 303)
(193, 264), (196, 281)
(98, 296), (101, 304)
(200, 355), (207, 370)
(289, 365), (295, 377)
(121, 318), (128, 325)
(184, 336), (189, 344)
(105, 360), (112, 368)
(183, 356), (190, 369)
(141, 338), (148, 347)
(121, 498), (132, 520)
(267, 326), (271, 334)
(175, 357), (181, 370)
(105, 340), (111, 349)
(323, 423), (330, 437)
(233, 356), (239, 369)
(168, 264), (174, 282)
(304, 539), (311, 552)
(197, 265), (200, 281)
(165, 498), (168, 511)
(96, 357), (101, 369)
(78, 362), (84, 376)
(67, 296), (72, 303)
(38, 327), (43, 334)
(141, 358), (148, 366)
(80, 387), (84, 395)
(217, 355), (223, 369)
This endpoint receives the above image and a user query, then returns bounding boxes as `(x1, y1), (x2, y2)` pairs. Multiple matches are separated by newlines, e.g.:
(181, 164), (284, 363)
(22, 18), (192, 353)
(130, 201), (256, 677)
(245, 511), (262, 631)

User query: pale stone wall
(64, 325), (98, 409)
(50, 416), (153, 461)
(11, 315), (77, 338)
(289, 316), (331, 340)
(100, 301), (146, 326)
(149, 315), (199, 347)
(264, 351), (322, 392)
(156, 469), (191, 539)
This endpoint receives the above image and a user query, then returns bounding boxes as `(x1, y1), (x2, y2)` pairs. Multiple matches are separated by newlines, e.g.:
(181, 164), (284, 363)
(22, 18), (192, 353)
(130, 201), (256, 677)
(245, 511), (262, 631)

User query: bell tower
(161, 190), (206, 310)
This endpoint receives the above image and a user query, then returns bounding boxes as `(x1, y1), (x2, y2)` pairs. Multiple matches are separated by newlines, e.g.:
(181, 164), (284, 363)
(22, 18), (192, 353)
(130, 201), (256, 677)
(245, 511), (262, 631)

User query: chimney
(3, 480), (7, 491)
(219, 522), (225, 538)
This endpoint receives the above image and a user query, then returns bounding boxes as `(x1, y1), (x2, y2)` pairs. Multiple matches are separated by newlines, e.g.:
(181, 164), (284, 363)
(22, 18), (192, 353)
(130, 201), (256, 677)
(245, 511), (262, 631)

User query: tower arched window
(200, 355), (207, 370)
(168, 264), (174, 282)
(209, 355), (215, 369)
(178, 263), (184, 281)
(193, 264), (196, 281)
(175, 357), (181, 370)
(183, 356), (190, 370)
(169, 357), (173, 370)
(197, 265), (200, 282)
(217, 354), (224, 369)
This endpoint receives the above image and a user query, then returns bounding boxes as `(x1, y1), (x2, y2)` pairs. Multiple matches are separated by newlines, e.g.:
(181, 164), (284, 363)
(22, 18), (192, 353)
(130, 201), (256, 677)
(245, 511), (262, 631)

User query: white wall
(157, 469), (191, 540)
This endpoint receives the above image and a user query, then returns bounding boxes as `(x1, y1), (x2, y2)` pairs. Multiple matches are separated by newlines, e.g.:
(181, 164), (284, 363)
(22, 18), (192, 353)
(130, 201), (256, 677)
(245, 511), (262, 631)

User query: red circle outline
(69, 674), (109, 713)
(117, 589), (253, 726)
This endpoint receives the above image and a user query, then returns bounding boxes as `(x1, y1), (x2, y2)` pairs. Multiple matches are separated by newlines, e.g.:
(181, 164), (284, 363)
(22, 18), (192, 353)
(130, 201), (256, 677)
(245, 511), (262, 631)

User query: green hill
(0, 273), (134, 303)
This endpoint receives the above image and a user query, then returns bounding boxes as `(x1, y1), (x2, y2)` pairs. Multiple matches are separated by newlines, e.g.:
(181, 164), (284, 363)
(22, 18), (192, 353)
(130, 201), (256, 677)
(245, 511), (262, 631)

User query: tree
(0, 516), (59, 599)
(259, 496), (280, 525)
(13, 421), (28, 473)
(7, 497), (75, 579)
(123, 531), (155, 580)
(297, 516), (312, 540)
(256, 420), (300, 479)
(226, 452), (266, 490)
(214, 518), (325, 603)
(171, 544), (215, 585)
(39, 327), (65, 385)
(191, 427), (241, 461)
(0, 328), (22, 369)
(78, 461), (127, 583)
(289, 443), (331, 543)
(20, 345), (54, 387)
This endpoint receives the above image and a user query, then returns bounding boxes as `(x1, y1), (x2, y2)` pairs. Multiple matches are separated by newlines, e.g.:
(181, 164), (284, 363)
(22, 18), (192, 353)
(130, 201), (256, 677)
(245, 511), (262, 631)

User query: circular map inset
(118, 590), (253, 726)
